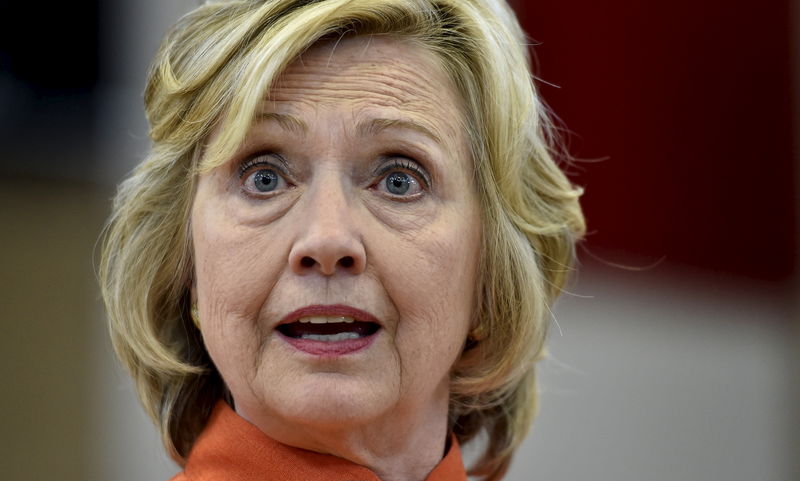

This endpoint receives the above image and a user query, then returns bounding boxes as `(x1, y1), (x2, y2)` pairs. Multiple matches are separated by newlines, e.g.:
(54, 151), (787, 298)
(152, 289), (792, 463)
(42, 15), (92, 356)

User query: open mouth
(277, 317), (381, 342)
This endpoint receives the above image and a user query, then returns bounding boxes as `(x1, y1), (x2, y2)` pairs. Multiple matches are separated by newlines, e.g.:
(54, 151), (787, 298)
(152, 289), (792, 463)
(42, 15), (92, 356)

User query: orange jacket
(171, 401), (468, 481)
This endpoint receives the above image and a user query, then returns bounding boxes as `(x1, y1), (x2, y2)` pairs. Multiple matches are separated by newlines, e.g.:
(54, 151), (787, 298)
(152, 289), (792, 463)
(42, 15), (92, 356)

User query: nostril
(339, 256), (354, 268)
(300, 256), (315, 268)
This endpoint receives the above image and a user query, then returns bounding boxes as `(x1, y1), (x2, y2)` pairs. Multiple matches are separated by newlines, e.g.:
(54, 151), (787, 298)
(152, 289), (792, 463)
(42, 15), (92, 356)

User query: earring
(190, 303), (201, 329)
(467, 324), (486, 343)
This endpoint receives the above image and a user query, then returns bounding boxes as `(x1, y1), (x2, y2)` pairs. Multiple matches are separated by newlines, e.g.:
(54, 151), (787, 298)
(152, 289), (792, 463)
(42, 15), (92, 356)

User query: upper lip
(277, 304), (382, 326)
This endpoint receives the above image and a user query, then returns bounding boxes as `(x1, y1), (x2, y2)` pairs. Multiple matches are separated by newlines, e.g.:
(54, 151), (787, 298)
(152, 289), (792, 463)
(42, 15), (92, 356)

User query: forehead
(263, 35), (466, 144)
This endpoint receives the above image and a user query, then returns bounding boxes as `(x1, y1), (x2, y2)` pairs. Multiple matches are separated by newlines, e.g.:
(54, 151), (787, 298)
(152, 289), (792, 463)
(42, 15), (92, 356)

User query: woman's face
(191, 36), (481, 438)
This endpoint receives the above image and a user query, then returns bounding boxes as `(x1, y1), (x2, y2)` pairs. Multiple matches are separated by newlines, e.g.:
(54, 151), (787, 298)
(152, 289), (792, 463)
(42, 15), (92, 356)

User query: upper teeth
(297, 316), (355, 324)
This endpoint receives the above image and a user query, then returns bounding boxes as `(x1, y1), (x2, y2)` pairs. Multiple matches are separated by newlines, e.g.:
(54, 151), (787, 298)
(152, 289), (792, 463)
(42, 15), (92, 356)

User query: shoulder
(168, 472), (191, 481)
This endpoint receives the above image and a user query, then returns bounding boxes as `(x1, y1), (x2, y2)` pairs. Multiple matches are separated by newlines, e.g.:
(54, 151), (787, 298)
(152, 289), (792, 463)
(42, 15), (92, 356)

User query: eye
(239, 155), (291, 196)
(374, 159), (428, 198)
(384, 172), (418, 195)
(248, 169), (284, 192)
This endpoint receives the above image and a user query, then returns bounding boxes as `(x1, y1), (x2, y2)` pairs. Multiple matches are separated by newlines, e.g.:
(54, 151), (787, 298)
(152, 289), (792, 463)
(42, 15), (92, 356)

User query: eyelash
(375, 158), (430, 189)
(238, 154), (289, 179)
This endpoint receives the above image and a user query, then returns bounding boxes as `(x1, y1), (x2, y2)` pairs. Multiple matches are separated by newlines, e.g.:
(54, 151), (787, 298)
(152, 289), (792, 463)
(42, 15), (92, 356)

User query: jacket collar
(181, 400), (468, 481)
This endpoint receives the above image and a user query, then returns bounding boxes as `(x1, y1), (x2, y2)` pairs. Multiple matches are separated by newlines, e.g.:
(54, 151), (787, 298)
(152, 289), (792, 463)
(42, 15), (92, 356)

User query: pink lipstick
(276, 304), (381, 356)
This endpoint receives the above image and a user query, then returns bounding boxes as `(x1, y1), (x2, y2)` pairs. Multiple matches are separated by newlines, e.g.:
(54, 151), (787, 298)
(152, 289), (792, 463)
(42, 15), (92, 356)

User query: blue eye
(239, 155), (290, 196)
(375, 159), (427, 198)
(385, 172), (413, 195)
(252, 169), (280, 192)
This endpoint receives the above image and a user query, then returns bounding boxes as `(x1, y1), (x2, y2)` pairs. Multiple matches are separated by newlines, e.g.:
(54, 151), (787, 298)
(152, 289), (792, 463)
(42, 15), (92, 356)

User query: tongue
(279, 321), (378, 338)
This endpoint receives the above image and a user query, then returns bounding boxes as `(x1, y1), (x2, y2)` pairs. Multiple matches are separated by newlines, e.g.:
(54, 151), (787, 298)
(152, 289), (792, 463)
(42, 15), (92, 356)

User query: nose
(288, 177), (366, 276)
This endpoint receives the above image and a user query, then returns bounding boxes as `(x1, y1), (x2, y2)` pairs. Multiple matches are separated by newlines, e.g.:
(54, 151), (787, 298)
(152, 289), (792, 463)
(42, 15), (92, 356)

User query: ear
(188, 278), (201, 330)
(468, 302), (485, 340)
(184, 253), (197, 305)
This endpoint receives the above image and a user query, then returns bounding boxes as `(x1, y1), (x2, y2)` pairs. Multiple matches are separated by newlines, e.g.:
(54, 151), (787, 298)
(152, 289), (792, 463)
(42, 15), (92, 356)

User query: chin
(263, 372), (399, 429)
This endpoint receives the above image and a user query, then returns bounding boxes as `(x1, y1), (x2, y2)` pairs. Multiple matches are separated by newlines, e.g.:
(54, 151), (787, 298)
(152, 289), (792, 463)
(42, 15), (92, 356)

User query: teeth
(298, 316), (355, 324)
(300, 332), (361, 342)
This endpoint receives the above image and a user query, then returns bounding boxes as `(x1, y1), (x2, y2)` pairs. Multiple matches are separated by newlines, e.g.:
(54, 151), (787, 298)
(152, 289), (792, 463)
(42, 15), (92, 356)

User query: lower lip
(278, 330), (379, 357)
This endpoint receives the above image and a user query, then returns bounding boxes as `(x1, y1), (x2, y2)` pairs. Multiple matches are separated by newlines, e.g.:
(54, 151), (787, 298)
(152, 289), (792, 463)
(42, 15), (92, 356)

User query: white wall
(505, 266), (796, 481)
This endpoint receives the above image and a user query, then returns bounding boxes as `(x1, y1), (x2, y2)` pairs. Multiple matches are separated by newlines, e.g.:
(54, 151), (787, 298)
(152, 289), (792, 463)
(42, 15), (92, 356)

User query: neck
(237, 385), (451, 481)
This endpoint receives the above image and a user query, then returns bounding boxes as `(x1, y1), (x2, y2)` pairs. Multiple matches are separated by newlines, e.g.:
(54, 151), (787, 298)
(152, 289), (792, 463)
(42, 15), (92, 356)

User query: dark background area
(0, 2), (101, 179)
(514, 0), (796, 282)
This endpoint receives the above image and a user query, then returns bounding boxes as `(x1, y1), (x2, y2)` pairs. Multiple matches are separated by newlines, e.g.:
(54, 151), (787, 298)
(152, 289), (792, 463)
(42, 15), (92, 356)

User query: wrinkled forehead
(200, 34), (474, 171)
(261, 35), (467, 144)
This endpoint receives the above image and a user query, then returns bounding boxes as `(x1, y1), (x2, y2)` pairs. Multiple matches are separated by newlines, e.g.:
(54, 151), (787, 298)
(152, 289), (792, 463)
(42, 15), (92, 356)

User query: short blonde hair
(99, 1), (585, 480)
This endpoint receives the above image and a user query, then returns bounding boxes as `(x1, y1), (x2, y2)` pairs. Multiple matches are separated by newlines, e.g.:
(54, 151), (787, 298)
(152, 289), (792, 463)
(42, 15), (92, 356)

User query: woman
(99, 1), (585, 480)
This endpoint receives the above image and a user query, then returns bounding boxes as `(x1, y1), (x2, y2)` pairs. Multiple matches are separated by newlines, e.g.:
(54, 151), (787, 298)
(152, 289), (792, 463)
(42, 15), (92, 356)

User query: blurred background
(0, 0), (796, 480)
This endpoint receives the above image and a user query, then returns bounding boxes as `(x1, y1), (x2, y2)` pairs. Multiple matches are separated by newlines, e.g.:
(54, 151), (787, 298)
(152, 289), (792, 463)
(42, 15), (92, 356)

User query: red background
(513, 0), (796, 281)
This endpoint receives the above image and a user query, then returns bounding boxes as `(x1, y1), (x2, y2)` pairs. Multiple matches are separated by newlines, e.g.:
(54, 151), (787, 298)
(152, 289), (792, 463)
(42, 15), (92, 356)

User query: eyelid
(238, 152), (290, 178)
(374, 157), (431, 188)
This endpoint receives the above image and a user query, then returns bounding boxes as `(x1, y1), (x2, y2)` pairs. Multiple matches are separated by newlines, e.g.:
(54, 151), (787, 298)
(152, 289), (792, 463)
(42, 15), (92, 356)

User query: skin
(191, 35), (481, 481)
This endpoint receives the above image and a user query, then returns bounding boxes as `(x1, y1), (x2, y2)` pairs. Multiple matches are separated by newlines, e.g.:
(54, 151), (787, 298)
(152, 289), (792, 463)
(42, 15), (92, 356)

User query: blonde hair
(99, 1), (585, 480)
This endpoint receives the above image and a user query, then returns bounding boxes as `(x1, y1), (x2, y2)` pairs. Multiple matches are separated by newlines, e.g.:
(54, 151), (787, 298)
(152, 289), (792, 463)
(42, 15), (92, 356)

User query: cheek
(379, 204), (481, 362)
(192, 168), (293, 321)
(191, 200), (291, 381)
(194, 223), (279, 319)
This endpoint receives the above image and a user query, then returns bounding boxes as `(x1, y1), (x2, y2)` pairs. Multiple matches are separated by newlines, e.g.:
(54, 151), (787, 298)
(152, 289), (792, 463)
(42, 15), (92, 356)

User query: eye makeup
(373, 157), (431, 189)
(237, 152), (292, 179)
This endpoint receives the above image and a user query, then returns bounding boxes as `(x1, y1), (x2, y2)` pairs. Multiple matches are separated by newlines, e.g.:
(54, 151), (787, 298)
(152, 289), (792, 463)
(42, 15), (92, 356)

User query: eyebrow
(253, 112), (309, 134)
(253, 112), (442, 145)
(356, 117), (442, 145)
